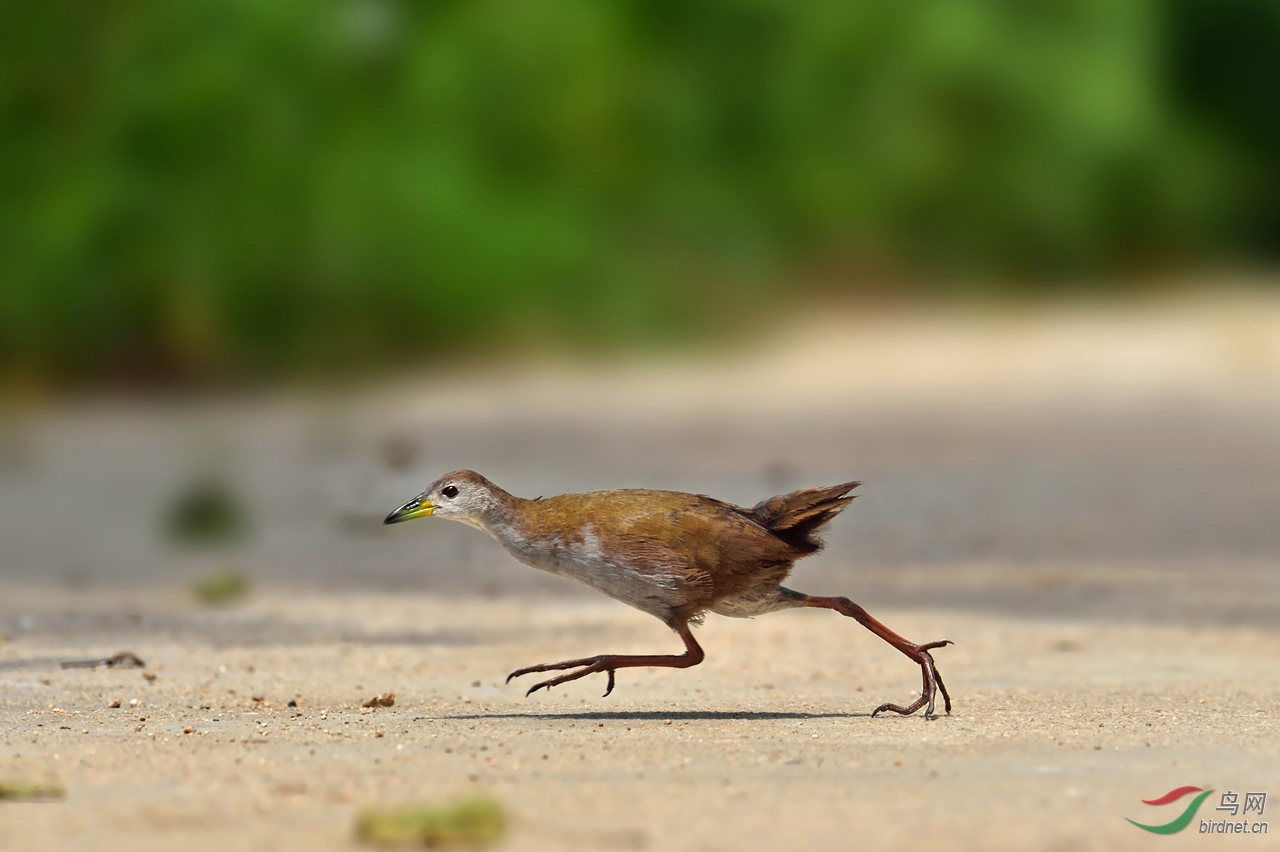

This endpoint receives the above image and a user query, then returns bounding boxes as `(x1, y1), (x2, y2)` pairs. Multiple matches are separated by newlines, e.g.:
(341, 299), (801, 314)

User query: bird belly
(497, 528), (685, 623)
(710, 586), (806, 618)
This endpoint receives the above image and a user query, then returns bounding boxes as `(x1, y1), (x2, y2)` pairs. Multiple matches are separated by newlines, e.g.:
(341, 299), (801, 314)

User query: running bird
(385, 471), (951, 716)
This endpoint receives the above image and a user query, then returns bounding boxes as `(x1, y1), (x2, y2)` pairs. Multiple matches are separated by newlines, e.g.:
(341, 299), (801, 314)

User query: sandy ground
(2, 292), (1280, 850)
(2, 593), (1278, 851)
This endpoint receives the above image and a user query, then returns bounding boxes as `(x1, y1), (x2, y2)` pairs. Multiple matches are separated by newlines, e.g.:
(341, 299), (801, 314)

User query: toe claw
(870, 639), (953, 718)
(507, 666), (539, 683)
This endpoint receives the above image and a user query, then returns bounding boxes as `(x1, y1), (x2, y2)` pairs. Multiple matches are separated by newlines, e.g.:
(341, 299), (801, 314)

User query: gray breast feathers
(496, 524), (704, 622)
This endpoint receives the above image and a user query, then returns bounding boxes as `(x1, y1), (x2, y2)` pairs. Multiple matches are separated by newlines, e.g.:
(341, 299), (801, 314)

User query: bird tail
(746, 481), (859, 553)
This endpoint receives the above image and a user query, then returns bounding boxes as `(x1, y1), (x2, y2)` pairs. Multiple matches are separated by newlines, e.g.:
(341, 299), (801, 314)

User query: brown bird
(385, 470), (951, 716)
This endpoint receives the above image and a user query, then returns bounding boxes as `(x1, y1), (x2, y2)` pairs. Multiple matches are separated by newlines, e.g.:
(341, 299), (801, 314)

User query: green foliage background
(2, 0), (1277, 384)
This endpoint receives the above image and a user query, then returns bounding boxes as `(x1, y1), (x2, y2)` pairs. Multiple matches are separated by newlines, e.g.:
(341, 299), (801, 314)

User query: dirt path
(2, 593), (1278, 851)
(3, 295), (1279, 850)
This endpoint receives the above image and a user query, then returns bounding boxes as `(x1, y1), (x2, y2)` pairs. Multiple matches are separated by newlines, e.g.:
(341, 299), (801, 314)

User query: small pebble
(129, 699), (139, 707)
(183, 727), (195, 734)
(287, 700), (297, 708)
(107, 699), (121, 709)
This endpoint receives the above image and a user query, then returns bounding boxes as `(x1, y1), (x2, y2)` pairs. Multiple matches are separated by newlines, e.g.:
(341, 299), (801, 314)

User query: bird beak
(384, 496), (434, 524)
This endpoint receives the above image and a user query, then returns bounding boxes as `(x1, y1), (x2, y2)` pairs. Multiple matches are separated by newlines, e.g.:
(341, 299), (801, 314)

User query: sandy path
(2, 592), (1278, 851)
(3, 294), (1279, 850)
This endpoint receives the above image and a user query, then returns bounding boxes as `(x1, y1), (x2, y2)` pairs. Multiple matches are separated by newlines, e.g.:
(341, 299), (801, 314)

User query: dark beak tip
(383, 512), (400, 525)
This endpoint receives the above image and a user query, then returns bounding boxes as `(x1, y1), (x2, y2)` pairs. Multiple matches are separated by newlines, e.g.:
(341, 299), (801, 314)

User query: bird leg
(506, 622), (705, 698)
(802, 594), (952, 717)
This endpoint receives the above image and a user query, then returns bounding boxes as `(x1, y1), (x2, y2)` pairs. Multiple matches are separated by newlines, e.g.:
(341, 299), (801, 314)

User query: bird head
(384, 470), (505, 530)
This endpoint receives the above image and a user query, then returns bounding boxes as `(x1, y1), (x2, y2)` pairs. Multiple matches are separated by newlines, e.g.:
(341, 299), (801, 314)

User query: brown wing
(574, 490), (813, 621)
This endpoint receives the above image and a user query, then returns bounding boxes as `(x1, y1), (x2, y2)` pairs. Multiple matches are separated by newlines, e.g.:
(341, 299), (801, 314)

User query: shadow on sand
(436, 709), (917, 722)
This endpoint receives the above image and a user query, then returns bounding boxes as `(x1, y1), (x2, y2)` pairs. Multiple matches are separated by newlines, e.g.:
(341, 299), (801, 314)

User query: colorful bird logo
(1126, 786), (1215, 834)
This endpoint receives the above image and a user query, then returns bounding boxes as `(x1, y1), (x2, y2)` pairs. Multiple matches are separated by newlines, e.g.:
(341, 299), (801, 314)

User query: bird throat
(449, 515), (493, 536)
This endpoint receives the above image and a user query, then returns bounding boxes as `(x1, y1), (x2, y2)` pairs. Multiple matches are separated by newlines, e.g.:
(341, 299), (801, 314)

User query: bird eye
(442, 485), (459, 499)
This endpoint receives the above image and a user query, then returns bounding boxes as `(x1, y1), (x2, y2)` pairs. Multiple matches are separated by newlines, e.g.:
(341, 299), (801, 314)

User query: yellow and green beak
(384, 496), (434, 524)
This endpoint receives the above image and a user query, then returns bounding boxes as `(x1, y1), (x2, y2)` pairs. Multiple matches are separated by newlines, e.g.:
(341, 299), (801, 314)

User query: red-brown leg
(506, 622), (705, 698)
(803, 595), (952, 717)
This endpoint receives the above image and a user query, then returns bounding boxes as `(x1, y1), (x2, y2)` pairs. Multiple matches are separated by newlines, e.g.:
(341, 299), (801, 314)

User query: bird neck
(472, 488), (531, 542)
(476, 493), (553, 560)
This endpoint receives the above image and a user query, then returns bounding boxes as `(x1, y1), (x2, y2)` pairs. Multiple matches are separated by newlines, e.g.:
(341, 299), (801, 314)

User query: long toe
(921, 642), (952, 715)
(525, 679), (555, 697)
(506, 661), (570, 682)
(872, 697), (929, 717)
(506, 666), (536, 684)
(507, 655), (606, 683)
(518, 661), (612, 696)
(871, 640), (953, 718)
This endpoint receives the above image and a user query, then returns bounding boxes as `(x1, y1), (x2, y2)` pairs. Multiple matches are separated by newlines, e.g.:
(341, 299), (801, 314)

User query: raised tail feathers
(747, 481), (859, 552)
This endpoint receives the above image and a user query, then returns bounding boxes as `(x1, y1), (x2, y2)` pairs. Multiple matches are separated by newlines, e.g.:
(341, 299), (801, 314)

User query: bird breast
(484, 519), (688, 622)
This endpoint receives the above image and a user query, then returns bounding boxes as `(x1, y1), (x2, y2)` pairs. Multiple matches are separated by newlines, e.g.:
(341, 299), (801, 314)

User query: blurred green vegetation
(355, 796), (506, 848)
(0, 780), (67, 800)
(1, 0), (1277, 385)
(192, 570), (250, 605)
(165, 478), (249, 546)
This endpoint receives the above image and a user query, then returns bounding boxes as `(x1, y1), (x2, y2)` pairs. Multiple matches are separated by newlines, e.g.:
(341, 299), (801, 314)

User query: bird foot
(871, 640), (953, 718)
(506, 658), (618, 697)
